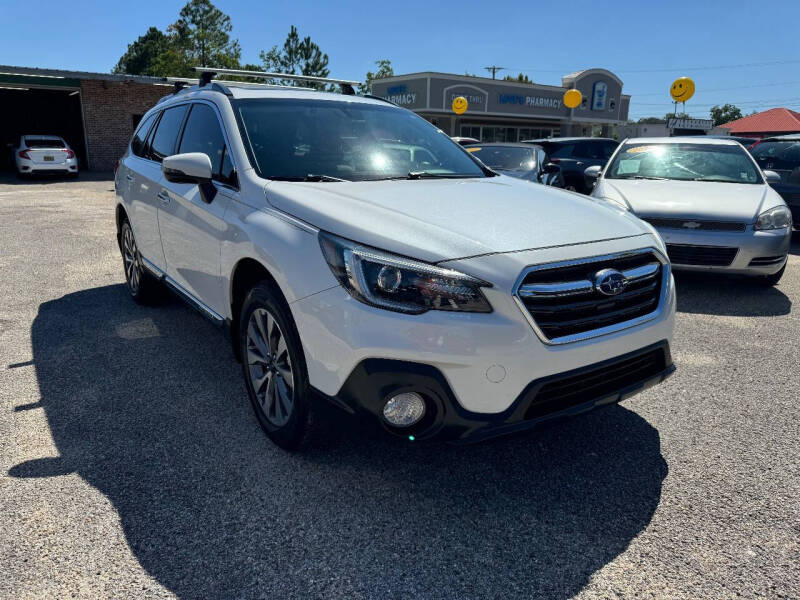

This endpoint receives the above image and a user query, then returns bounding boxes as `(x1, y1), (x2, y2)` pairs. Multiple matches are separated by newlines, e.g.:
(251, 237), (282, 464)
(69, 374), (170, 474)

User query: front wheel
(240, 283), (317, 450)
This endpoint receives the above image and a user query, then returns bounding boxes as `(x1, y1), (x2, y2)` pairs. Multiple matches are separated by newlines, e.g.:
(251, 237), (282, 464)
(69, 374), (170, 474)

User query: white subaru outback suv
(115, 70), (676, 449)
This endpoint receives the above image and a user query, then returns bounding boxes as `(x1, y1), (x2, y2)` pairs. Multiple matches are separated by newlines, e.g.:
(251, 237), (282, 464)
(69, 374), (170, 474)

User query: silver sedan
(587, 137), (792, 286)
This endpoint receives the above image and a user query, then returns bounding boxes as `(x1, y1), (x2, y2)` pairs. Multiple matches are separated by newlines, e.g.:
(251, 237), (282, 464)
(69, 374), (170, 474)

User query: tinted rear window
(149, 105), (189, 162)
(131, 113), (157, 158)
(26, 138), (64, 148)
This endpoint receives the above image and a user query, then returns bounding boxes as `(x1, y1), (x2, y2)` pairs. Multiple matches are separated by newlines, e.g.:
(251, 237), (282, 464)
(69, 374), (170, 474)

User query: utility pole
(483, 65), (505, 79)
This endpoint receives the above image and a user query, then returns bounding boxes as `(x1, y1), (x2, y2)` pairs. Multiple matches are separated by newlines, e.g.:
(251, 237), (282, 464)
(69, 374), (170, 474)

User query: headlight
(755, 206), (792, 230)
(318, 232), (492, 314)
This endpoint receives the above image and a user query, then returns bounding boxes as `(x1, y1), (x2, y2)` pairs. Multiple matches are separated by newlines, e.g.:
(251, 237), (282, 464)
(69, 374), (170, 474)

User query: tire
(755, 263), (786, 287)
(239, 282), (317, 450)
(119, 219), (162, 304)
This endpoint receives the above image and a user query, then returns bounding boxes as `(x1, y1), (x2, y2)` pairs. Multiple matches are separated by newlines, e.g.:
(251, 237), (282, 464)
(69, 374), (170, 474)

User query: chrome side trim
(139, 257), (225, 325)
(512, 247), (670, 346)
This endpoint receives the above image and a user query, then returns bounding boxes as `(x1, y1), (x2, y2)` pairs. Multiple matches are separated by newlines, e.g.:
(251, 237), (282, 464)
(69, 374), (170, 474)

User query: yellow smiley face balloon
(452, 96), (468, 114)
(563, 89), (582, 109)
(670, 77), (695, 102)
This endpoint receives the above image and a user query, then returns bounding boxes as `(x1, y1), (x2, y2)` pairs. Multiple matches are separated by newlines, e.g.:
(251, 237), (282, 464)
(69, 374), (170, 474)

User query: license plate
(43, 156), (54, 161)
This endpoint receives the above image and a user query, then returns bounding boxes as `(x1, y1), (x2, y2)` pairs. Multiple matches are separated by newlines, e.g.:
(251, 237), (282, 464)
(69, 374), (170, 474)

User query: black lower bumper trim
(316, 340), (674, 443)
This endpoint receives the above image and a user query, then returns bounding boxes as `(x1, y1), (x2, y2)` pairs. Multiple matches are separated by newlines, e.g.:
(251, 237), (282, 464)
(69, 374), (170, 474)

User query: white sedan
(14, 135), (78, 177)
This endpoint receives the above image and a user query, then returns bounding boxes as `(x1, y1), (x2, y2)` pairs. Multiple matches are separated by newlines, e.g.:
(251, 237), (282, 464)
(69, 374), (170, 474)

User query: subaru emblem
(595, 268), (628, 296)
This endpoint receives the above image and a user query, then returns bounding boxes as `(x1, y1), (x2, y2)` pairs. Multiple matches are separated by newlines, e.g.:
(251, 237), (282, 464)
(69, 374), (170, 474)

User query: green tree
(504, 73), (532, 84)
(259, 26), (330, 88)
(111, 0), (241, 77)
(363, 59), (393, 94)
(710, 103), (743, 126)
(112, 27), (171, 75)
(637, 117), (666, 124)
(171, 0), (241, 71)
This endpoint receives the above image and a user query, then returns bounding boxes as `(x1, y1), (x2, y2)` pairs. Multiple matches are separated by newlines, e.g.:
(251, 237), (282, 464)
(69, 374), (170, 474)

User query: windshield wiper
(406, 171), (480, 180)
(613, 175), (668, 181)
(268, 174), (350, 182)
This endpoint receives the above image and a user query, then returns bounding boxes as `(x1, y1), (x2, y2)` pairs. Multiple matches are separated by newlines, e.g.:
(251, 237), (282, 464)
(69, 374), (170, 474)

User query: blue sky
(1, 0), (799, 120)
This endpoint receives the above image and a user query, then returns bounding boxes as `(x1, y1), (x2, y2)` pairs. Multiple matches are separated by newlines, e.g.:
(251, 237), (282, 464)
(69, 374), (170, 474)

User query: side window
(549, 143), (575, 159)
(149, 105), (188, 162)
(130, 113), (157, 158)
(178, 103), (235, 185)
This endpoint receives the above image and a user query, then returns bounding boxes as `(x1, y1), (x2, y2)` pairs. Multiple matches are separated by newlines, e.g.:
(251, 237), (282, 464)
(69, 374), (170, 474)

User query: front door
(157, 102), (237, 317)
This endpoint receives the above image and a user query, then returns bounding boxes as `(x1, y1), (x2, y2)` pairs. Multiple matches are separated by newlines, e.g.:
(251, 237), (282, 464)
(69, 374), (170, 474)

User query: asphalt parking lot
(1, 175), (798, 599)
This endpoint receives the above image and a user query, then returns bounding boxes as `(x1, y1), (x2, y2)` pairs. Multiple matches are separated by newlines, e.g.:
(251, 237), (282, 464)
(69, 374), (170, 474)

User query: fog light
(382, 392), (426, 427)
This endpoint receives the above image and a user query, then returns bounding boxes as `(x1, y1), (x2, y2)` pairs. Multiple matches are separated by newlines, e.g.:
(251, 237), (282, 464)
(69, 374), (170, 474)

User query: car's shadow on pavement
(674, 272), (792, 316)
(12, 284), (667, 599)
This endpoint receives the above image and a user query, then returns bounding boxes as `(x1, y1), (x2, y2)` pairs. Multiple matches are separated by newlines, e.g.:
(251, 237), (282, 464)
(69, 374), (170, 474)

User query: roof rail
(193, 66), (359, 95)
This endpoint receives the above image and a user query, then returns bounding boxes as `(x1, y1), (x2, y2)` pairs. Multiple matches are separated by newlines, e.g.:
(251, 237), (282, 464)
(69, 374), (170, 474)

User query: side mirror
(584, 165), (602, 180)
(543, 162), (560, 174)
(584, 165), (602, 190)
(163, 153), (216, 203)
(763, 170), (781, 185)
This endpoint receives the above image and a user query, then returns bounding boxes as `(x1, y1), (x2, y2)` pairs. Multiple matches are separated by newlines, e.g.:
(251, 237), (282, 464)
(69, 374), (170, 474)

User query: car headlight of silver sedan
(755, 206), (792, 230)
(319, 232), (492, 314)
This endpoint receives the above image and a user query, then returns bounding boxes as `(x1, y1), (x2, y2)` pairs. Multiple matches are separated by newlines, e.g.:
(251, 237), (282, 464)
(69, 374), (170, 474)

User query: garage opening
(0, 85), (87, 172)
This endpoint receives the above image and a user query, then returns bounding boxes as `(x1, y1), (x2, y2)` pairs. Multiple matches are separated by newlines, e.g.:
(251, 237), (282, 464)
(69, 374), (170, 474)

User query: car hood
(599, 179), (773, 222)
(264, 176), (649, 263)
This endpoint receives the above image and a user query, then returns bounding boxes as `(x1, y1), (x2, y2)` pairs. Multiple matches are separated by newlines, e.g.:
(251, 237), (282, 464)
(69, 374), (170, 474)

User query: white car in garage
(14, 135), (78, 177)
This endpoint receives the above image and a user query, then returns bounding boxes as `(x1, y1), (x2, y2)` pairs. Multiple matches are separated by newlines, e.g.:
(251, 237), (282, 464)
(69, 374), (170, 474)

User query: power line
(633, 96), (800, 107)
(631, 80), (800, 97)
(483, 65), (505, 79)
(501, 58), (800, 75)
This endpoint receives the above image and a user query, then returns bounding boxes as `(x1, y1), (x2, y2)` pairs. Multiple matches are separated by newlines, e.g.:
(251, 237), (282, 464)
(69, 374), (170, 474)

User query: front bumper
(291, 235), (676, 437)
(656, 227), (791, 275)
(319, 341), (674, 442)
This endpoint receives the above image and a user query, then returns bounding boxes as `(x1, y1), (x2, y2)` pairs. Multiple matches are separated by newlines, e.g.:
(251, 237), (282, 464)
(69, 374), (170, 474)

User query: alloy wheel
(246, 307), (295, 427)
(122, 226), (141, 293)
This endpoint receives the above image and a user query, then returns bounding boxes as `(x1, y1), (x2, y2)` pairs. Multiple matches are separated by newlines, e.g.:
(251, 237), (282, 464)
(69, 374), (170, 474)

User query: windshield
(605, 142), (762, 184)
(233, 98), (486, 181)
(25, 138), (65, 148)
(466, 146), (536, 171)
(750, 141), (800, 169)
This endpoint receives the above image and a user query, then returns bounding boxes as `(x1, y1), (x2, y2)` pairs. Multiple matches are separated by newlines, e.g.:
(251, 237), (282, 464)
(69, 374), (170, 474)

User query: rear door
(121, 110), (173, 272)
(157, 102), (236, 317)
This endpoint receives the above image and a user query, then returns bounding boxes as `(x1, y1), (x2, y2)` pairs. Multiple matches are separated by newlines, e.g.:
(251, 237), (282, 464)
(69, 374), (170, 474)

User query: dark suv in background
(750, 134), (800, 228)
(521, 137), (618, 193)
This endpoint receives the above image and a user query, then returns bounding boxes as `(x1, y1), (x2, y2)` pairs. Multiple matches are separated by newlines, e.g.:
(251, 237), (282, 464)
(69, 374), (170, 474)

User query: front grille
(666, 244), (738, 266)
(749, 255), (785, 267)
(642, 217), (746, 232)
(516, 250), (664, 342)
(524, 346), (667, 420)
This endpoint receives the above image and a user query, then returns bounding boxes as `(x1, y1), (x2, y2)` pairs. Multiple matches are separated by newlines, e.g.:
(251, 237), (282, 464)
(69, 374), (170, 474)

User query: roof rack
(193, 67), (360, 95)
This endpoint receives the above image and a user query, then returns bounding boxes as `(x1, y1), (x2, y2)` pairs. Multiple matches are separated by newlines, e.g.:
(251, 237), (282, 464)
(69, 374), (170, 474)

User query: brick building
(0, 65), (171, 172)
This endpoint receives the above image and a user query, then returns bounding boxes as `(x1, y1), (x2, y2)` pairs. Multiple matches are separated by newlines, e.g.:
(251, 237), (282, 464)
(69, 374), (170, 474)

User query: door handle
(125, 174), (134, 181)
(157, 191), (171, 205)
